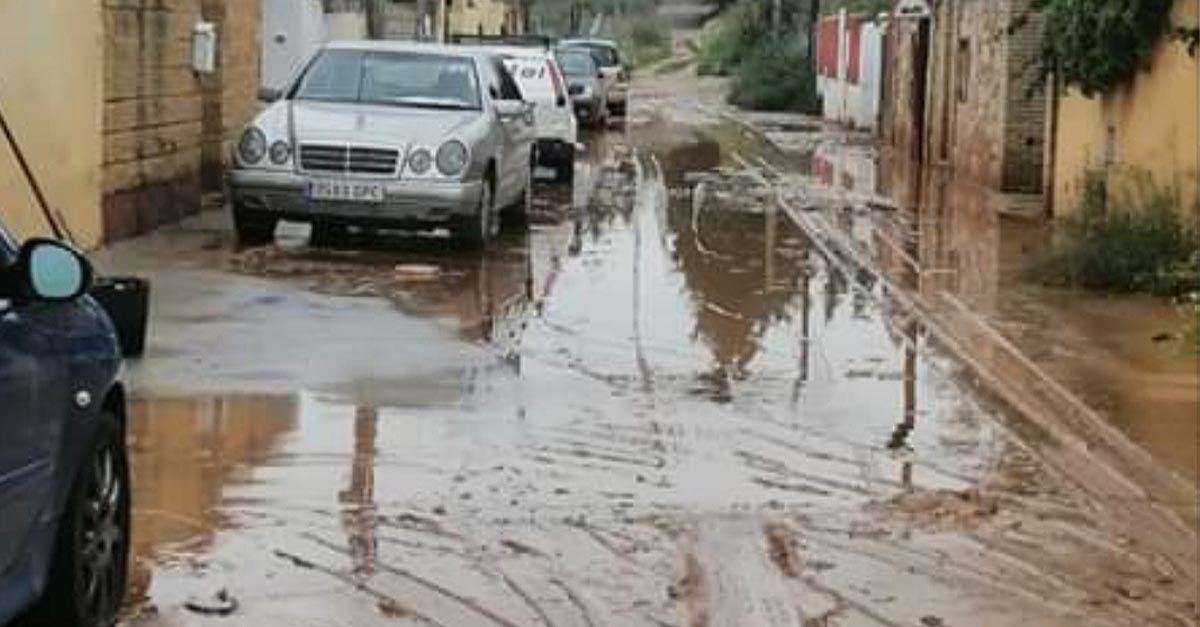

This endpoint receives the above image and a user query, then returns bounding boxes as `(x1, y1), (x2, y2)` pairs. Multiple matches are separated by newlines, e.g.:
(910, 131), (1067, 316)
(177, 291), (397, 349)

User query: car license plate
(308, 180), (385, 203)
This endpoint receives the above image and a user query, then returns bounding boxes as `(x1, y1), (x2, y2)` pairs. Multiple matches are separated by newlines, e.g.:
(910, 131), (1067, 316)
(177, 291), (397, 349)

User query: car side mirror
(258, 87), (283, 103)
(494, 99), (525, 119)
(15, 239), (93, 303)
(556, 95), (567, 108)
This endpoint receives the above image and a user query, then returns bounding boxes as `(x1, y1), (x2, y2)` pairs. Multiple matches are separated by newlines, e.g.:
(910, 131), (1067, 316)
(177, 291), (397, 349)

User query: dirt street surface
(96, 64), (1199, 627)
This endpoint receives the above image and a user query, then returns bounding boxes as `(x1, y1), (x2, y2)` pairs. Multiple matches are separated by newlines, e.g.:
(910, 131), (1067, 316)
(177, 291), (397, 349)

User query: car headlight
(238, 128), (267, 165)
(435, 141), (468, 177)
(269, 140), (291, 165)
(408, 148), (433, 175)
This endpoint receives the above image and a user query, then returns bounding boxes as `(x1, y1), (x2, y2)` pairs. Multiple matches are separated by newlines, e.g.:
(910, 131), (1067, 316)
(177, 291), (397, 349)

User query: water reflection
(127, 397), (297, 603)
(877, 146), (1199, 485)
(339, 405), (378, 576)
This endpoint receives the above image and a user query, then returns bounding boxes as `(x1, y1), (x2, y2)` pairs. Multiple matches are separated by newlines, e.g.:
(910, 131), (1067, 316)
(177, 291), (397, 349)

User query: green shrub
(619, 20), (672, 68)
(1184, 303), (1200, 352)
(696, 0), (767, 76)
(727, 42), (822, 113)
(1037, 178), (1199, 295)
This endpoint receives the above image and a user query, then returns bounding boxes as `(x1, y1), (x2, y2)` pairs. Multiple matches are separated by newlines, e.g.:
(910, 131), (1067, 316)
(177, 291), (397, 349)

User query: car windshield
(556, 50), (597, 77)
(293, 49), (482, 110)
(570, 43), (619, 67)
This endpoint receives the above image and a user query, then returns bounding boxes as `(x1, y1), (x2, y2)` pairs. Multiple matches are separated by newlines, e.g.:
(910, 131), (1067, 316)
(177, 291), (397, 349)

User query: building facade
(882, 0), (1047, 201)
(0, 1), (105, 246)
(103, 0), (263, 242)
(1050, 0), (1199, 218)
(1, 0), (263, 248)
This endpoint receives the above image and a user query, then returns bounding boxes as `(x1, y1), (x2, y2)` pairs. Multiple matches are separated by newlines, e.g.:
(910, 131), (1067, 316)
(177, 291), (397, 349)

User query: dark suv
(0, 221), (129, 627)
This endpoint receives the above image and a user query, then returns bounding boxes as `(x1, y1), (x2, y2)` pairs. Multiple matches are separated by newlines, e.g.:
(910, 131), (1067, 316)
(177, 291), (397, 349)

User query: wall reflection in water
(127, 396), (298, 603)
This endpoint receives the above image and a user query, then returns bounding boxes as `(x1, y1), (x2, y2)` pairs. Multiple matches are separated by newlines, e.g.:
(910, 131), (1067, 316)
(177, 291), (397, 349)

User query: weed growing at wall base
(1035, 178), (1199, 296)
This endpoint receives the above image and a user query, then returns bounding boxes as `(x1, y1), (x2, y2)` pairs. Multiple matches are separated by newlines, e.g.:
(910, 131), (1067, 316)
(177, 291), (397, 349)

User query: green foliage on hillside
(696, 0), (822, 112)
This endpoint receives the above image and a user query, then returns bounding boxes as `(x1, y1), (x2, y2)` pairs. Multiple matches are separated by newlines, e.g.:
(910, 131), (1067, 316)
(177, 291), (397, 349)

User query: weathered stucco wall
(103, 0), (261, 242)
(1052, 0), (1200, 219)
(0, 1), (105, 247)
(884, 0), (1046, 198)
(446, 0), (519, 37)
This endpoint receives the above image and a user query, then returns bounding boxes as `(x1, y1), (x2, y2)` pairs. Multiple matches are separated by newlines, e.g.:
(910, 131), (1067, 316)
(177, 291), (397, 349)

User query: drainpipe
(1045, 68), (1059, 218)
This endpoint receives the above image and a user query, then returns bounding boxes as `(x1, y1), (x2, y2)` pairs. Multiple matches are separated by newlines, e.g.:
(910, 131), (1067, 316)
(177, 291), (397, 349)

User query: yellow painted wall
(1053, 0), (1200, 220)
(0, 0), (104, 247)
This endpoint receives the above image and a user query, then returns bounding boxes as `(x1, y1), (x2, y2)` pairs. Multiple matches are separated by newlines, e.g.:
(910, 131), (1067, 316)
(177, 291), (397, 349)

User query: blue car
(0, 221), (129, 627)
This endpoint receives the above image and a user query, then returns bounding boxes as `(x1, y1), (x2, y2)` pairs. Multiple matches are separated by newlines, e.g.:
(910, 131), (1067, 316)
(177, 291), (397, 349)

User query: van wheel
(21, 413), (129, 627)
(454, 180), (494, 249)
(232, 205), (276, 246)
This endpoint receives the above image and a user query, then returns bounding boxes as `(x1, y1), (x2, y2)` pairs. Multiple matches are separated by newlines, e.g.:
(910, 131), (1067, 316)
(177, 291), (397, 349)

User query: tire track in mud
(301, 534), (527, 627)
(673, 519), (807, 627)
(272, 549), (448, 627)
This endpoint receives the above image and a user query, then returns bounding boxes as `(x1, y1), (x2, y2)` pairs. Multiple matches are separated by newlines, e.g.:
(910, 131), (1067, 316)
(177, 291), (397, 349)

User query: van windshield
(556, 50), (597, 78)
(293, 49), (482, 110)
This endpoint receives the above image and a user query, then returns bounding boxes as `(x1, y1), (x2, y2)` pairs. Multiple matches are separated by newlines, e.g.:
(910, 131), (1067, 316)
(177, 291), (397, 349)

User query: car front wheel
(232, 205), (277, 246)
(454, 180), (495, 249)
(503, 164), (533, 230)
(555, 151), (575, 185)
(23, 412), (130, 627)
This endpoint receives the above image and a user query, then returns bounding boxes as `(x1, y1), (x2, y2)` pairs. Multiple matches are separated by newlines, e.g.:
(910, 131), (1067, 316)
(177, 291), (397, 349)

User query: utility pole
(365, 0), (384, 39)
(808, 0), (820, 59)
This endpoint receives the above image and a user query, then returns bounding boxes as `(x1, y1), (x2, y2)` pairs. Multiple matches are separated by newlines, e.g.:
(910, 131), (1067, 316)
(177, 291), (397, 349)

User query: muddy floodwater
(101, 83), (1198, 627)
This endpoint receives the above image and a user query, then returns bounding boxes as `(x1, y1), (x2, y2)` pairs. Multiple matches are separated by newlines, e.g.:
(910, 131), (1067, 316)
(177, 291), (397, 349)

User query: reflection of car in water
(0, 220), (130, 627)
(230, 41), (537, 250)
(397, 240), (534, 355)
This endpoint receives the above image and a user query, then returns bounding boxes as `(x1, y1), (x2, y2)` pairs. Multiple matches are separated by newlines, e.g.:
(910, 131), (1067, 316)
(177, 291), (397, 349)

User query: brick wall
(102, 0), (261, 242)
(882, 0), (1046, 195)
(1001, 3), (1045, 193)
(946, 0), (1008, 188)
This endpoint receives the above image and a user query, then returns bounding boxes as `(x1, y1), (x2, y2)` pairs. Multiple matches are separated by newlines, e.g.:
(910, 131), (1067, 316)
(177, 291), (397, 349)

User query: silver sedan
(229, 41), (536, 248)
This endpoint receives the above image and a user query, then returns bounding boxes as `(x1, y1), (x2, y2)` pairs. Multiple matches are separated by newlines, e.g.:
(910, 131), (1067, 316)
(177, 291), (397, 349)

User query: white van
(469, 45), (579, 183)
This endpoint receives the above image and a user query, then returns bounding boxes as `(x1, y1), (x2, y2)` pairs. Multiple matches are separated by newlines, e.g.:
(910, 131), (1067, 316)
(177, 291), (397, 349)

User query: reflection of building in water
(340, 405), (379, 575)
(127, 397), (298, 602)
(877, 150), (1047, 314)
(666, 184), (807, 386)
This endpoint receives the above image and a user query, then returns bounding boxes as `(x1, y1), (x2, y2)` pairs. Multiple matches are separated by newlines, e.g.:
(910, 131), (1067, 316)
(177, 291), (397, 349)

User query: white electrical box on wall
(192, 22), (218, 74)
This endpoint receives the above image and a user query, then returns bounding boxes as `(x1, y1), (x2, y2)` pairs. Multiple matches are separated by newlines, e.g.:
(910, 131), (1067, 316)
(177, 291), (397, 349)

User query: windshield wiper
(376, 96), (477, 110)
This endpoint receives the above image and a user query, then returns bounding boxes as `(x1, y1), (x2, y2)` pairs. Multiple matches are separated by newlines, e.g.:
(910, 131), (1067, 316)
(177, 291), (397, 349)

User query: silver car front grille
(299, 144), (400, 176)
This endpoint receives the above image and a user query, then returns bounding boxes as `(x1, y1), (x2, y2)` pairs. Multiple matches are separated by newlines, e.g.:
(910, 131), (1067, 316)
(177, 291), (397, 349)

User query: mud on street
(95, 72), (1199, 627)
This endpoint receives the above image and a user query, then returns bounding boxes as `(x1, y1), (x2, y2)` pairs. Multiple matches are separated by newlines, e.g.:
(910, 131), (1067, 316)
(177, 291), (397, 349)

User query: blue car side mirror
(17, 239), (93, 303)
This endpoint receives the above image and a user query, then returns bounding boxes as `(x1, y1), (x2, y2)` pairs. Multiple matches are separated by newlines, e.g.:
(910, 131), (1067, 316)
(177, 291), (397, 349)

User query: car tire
(233, 205), (276, 246)
(502, 164), (533, 231)
(454, 179), (494, 250)
(555, 152), (575, 185)
(310, 221), (350, 249)
(20, 412), (129, 627)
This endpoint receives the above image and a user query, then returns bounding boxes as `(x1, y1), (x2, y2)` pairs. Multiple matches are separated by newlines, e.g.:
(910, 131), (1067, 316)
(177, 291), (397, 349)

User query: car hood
(566, 77), (600, 91)
(288, 101), (484, 148)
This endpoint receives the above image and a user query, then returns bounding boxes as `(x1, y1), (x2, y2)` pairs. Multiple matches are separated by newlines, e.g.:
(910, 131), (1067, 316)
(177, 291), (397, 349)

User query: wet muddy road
(98, 81), (1198, 627)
